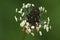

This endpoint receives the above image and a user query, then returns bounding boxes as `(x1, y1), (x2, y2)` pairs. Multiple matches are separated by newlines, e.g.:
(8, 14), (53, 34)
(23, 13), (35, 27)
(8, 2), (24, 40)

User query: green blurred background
(0, 0), (60, 40)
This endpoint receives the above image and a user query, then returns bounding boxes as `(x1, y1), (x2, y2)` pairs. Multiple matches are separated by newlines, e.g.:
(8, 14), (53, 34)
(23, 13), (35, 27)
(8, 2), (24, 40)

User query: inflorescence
(14, 3), (51, 36)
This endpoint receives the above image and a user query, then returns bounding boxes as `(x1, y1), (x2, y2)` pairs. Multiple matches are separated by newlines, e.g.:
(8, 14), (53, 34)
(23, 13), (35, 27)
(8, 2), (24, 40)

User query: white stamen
(25, 28), (29, 34)
(39, 31), (42, 36)
(44, 25), (47, 29)
(25, 22), (29, 29)
(20, 17), (22, 20)
(14, 16), (18, 22)
(39, 6), (43, 11)
(26, 28), (31, 34)
(22, 12), (25, 16)
(25, 25), (28, 29)
(31, 26), (35, 29)
(46, 27), (49, 32)
(36, 27), (39, 31)
(42, 7), (45, 11)
(18, 8), (23, 13)
(27, 3), (31, 7)
(18, 11), (22, 13)
(25, 5), (28, 8)
(20, 8), (23, 12)
(22, 3), (25, 8)
(47, 17), (50, 25)
(44, 21), (47, 24)
(16, 8), (18, 12)
(26, 22), (29, 25)
(28, 28), (31, 33)
(31, 32), (34, 36)
(48, 17), (50, 22)
(49, 26), (51, 30)
(45, 10), (47, 13)
(32, 4), (35, 7)
(20, 20), (26, 27)
(39, 24), (41, 28)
